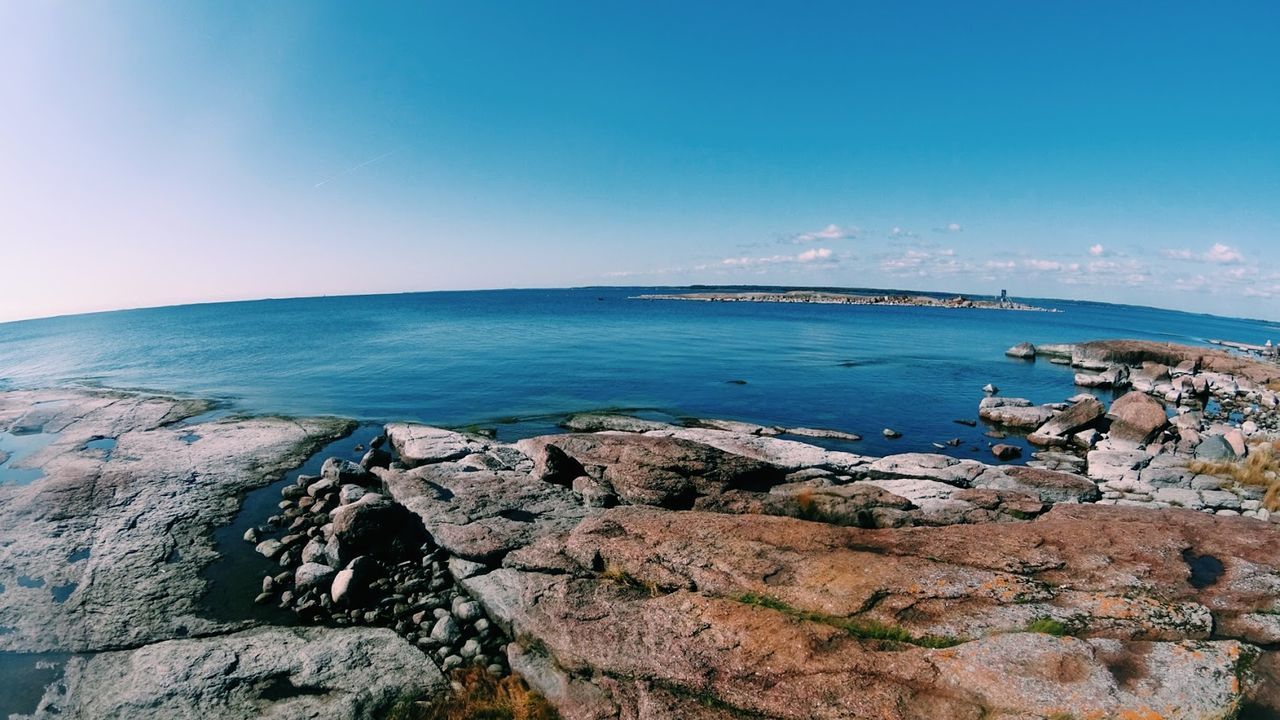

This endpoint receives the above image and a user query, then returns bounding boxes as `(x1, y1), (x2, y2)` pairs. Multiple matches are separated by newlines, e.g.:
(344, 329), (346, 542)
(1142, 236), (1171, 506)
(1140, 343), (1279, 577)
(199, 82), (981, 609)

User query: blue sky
(1, 1), (1277, 322)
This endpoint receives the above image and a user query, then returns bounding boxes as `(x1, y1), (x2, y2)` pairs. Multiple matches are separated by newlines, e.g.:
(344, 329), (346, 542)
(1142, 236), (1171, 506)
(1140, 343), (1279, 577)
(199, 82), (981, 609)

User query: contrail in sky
(314, 148), (402, 188)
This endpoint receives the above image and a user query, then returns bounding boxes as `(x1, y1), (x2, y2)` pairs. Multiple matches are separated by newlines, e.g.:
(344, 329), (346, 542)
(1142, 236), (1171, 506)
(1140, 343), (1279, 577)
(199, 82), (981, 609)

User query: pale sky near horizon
(1, 2), (1278, 323)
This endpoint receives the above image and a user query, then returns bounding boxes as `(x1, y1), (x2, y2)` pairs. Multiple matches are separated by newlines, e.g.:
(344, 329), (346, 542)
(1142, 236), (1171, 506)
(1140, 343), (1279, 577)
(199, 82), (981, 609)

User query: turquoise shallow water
(0, 286), (1276, 460)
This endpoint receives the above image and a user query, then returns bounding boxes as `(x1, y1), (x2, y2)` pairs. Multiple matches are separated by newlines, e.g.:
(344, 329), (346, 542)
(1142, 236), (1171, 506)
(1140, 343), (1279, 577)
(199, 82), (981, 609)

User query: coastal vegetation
(387, 668), (559, 720)
(1190, 440), (1280, 510)
(734, 592), (964, 649)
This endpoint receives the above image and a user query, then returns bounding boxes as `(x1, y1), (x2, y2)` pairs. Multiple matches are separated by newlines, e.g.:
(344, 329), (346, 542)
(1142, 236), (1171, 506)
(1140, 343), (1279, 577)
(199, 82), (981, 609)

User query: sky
(1, 1), (1278, 323)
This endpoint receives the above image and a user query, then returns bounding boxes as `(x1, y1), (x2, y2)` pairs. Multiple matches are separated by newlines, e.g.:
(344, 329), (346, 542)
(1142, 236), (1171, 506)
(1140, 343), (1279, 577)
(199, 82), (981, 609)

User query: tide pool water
(0, 287), (1276, 461)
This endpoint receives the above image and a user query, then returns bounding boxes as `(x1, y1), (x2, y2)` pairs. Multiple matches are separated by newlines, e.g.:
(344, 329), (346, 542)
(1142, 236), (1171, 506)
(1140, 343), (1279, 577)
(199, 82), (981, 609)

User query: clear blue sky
(2, 1), (1277, 322)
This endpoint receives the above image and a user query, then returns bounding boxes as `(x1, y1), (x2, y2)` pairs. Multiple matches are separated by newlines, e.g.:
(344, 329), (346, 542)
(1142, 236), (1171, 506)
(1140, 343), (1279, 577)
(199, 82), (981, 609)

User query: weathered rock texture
(22, 626), (443, 720)
(465, 505), (1271, 719)
(0, 389), (354, 653)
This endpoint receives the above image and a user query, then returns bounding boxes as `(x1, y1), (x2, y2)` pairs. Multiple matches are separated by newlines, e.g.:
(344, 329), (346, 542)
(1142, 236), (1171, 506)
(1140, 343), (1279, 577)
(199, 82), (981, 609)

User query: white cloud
(797, 247), (833, 262)
(720, 247), (838, 268)
(1089, 244), (1105, 256)
(792, 224), (859, 243)
(1205, 242), (1244, 264)
(1164, 243), (1244, 264)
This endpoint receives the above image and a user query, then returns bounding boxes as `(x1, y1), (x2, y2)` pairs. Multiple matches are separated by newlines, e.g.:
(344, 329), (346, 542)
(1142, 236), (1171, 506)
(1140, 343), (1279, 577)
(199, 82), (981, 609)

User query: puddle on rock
(66, 548), (90, 563)
(0, 429), (57, 485)
(82, 437), (117, 460)
(0, 651), (77, 718)
(1182, 549), (1225, 589)
(51, 583), (77, 603)
(17, 576), (45, 589)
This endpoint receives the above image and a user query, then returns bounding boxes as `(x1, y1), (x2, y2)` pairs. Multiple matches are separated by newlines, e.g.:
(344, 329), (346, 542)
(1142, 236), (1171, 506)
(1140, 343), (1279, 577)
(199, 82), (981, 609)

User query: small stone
(882, 428), (902, 439)
(459, 638), (481, 659)
(430, 616), (461, 645)
(338, 484), (367, 505)
(254, 539), (285, 560)
(242, 527), (258, 544)
(452, 598), (483, 622)
(442, 655), (463, 671)
(983, 383), (999, 394)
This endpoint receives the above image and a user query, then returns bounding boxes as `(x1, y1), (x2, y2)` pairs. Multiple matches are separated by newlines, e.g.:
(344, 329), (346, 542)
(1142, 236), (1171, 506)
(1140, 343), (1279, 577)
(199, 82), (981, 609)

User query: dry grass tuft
(600, 564), (661, 597)
(1189, 440), (1280, 510)
(387, 667), (559, 720)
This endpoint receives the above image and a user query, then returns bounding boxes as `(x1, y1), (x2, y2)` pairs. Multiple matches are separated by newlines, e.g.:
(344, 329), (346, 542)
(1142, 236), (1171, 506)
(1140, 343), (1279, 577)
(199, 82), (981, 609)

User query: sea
(1, 286), (1276, 462)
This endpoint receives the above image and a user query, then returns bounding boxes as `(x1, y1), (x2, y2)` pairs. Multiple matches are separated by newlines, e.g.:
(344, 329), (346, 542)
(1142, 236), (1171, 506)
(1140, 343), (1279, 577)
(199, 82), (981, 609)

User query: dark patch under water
(0, 652), (76, 718)
(256, 675), (332, 701)
(179, 432), (201, 444)
(1182, 549), (1225, 589)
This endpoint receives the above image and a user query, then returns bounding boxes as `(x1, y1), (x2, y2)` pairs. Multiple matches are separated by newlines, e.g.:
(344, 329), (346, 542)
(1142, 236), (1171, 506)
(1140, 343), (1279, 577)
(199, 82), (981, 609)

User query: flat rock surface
(478, 502), (1269, 712)
(385, 422), (489, 466)
(18, 626), (443, 720)
(0, 389), (353, 653)
(380, 461), (590, 562)
(479, 504), (1274, 718)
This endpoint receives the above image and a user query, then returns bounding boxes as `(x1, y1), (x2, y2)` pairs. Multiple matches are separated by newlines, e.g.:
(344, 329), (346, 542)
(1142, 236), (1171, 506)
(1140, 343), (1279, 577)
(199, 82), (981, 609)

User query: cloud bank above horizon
(0, 2), (1277, 323)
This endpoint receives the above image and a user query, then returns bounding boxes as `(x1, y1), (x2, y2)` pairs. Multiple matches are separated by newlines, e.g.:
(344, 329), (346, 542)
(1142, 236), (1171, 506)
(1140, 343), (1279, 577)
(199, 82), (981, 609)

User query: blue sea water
(0, 287), (1277, 462)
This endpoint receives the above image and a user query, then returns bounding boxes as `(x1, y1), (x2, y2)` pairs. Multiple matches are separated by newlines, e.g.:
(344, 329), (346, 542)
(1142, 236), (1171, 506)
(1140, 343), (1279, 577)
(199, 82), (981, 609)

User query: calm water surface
(1, 287), (1277, 458)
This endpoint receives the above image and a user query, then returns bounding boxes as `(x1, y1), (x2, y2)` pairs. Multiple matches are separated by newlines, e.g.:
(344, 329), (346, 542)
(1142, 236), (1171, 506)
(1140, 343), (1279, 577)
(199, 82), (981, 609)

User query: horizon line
(1, 283), (1276, 329)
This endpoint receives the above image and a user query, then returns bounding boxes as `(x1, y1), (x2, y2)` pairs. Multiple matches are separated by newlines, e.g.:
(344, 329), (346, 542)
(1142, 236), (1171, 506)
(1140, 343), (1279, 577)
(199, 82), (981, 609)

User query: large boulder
(972, 465), (1102, 504)
(384, 423), (488, 466)
(381, 462), (589, 563)
(1034, 396), (1105, 439)
(327, 493), (429, 565)
(1107, 391), (1169, 444)
(559, 414), (674, 433)
(1005, 342), (1037, 359)
(978, 397), (1056, 430)
(518, 433), (787, 509)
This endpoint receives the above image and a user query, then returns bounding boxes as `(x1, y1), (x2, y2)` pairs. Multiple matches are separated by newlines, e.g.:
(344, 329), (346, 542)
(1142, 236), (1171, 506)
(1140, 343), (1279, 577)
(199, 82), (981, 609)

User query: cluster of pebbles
(243, 436), (511, 677)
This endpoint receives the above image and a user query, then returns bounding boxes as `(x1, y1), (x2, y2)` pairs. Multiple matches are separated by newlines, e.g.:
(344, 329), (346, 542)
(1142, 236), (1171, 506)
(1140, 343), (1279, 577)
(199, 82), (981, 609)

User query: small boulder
(294, 562), (336, 591)
(322, 457), (375, 485)
(360, 447), (393, 470)
(1108, 391), (1169, 444)
(991, 444), (1023, 461)
(338, 484), (367, 505)
(1036, 397), (1106, 438)
(882, 428), (902, 439)
(254, 539), (285, 560)
(430, 615), (461, 645)
(1005, 342), (1036, 359)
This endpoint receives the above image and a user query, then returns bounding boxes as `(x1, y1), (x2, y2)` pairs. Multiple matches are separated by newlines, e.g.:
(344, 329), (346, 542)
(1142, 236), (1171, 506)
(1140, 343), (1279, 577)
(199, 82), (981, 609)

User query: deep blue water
(1, 287), (1277, 461)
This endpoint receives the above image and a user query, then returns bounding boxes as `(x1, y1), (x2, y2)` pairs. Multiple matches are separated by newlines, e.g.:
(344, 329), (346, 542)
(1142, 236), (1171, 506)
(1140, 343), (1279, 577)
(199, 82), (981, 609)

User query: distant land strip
(632, 290), (1056, 312)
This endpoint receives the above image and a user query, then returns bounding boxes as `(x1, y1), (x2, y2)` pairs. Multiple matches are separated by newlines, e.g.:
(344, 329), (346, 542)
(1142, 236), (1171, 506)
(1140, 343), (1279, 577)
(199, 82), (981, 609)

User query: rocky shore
(3, 344), (1280, 718)
(635, 289), (1052, 311)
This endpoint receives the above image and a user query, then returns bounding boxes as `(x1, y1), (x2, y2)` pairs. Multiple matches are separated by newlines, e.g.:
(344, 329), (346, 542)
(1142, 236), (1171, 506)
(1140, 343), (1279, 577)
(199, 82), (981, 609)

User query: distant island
(633, 289), (1055, 312)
